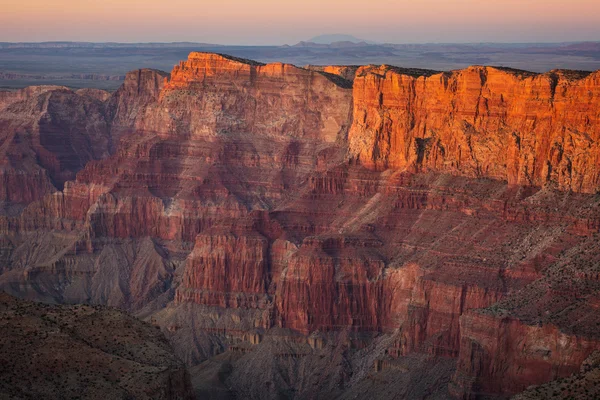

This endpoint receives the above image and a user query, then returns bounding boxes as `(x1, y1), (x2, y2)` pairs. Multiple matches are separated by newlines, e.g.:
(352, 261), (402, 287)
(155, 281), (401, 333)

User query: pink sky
(2, 0), (599, 44)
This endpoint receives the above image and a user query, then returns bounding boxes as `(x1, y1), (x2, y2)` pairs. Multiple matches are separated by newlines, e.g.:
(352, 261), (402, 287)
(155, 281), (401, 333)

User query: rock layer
(349, 66), (600, 193)
(1, 53), (600, 399)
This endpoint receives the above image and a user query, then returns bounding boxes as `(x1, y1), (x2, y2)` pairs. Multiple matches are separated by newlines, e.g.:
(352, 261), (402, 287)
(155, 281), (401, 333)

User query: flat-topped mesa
(166, 52), (352, 89)
(304, 65), (360, 83)
(167, 53), (262, 87)
(156, 52), (354, 141)
(349, 65), (600, 193)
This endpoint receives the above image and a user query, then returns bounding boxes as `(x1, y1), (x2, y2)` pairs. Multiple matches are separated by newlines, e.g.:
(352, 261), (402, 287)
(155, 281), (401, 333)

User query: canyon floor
(0, 51), (599, 399)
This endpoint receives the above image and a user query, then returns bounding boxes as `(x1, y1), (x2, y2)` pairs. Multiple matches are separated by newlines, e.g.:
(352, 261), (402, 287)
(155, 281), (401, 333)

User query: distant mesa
(305, 34), (377, 45)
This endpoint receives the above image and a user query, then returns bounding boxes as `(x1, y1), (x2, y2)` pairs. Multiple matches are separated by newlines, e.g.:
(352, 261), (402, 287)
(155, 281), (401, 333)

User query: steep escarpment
(157, 52), (353, 141)
(453, 311), (600, 398)
(349, 66), (600, 193)
(1, 53), (600, 399)
(0, 53), (353, 308)
(452, 232), (600, 398)
(176, 231), (271, 308)
(0, 293), (194, 400)
(107, 68), (169, 144)
(512, 351), (600, 399)
(0, 86), (110, 207)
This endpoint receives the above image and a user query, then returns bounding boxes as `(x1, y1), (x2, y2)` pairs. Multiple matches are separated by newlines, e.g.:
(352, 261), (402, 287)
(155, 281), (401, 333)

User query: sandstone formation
(348, 65), (600, 193)
(0, 293), (194, 400)
(512, 351), (600, 399)
(305, 65), (360, 82)
(1, 52), (600, 399)
(0, 85), (110, 206)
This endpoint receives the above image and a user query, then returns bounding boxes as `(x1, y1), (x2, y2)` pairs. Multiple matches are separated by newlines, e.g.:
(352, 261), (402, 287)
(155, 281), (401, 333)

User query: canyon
(0, 52), (599, 399)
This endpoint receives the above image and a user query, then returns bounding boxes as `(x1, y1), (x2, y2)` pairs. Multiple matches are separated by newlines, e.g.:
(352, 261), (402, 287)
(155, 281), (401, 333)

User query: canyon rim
(0, 49), (599, 398)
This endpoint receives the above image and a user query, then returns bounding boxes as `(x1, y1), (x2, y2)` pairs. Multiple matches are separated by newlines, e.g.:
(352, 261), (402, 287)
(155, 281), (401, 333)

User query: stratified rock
(0, 53), (600, 400)
(0, 85), (110, 207)
(512, 351), (600, 399)
(176, 231), (271, 308)
(160, 52), (353, 141)
(348, 66), (600, 193)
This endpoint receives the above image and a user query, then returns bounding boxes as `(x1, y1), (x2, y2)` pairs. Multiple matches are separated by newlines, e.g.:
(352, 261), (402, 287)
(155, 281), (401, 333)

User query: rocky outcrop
(349, 66), (600, 193)
(159, 52), (353, 141)
(0, 85), (110, 207)
(0, 293), (194, 400)
(452, 312), (600, 398)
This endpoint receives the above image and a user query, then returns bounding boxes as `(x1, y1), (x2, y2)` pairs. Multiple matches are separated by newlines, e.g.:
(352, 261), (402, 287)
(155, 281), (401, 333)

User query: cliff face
(0, 86), (110, 205)
(176, 231), (271, 308)
(1, 53), (600, 399)
(107, 68), (169, 144)
(154, 52), (352, 141)
(349, 66), (600, 193)
(452, 312), (600, 398)
(512, 351), (600, 399)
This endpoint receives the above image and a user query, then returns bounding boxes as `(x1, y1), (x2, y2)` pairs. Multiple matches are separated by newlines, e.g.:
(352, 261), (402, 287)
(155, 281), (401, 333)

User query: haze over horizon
(2, 0), (600, 45)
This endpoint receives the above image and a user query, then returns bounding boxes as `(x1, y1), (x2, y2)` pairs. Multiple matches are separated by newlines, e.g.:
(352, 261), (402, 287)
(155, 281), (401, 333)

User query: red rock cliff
(156, 52), (353, 142)
(349, 66), (600, 193)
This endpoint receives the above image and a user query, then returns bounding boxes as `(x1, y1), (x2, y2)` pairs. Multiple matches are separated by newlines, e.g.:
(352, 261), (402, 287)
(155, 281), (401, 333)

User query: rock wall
(0, 86), (110, 205)
(159, 52), (353, 141)
(452, 312), (600, 398)
(349, 66), (600, 193)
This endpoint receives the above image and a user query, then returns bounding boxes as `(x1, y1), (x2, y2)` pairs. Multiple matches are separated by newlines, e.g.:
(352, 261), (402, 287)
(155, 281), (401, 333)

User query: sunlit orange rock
(349, 66), (600, 193)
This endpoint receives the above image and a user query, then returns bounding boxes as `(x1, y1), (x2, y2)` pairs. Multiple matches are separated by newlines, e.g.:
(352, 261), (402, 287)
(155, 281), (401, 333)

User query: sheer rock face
(452, 312), (600, 398)
(0, 293), (194, 400)
(0, 86), (110, 206)
(159, 53), (353, 141)
(1, 53), (600, 399)
(274, 235), (389, 333)
(176, 231), (271, 308)
(348, 66), (600, 193)
(512, 351), (600, 399)
(108, 68), (169, 131)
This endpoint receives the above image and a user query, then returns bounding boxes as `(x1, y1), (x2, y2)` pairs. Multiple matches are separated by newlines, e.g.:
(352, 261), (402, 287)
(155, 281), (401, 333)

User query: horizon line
(2, 40), (600, 46)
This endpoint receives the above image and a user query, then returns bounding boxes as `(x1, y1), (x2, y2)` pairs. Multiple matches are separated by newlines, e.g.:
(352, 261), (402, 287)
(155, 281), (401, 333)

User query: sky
(2, 0), (600, 45)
